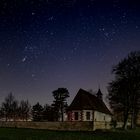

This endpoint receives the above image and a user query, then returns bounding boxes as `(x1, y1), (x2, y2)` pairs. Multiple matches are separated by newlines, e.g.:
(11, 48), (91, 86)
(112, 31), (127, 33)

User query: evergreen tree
(52, 88), (69, 122)
(32, 102), (43, 121)
(43, 104), (56, 121)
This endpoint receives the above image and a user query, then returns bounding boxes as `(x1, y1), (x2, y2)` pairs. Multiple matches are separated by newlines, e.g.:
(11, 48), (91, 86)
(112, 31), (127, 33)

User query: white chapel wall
(94, 111), (112, 122)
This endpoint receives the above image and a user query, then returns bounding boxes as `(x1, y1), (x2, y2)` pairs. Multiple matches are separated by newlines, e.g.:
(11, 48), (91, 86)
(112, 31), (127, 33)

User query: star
(50, 32), (55, 36)
(104, 32), (109, 38)
(7, 63), (10, 67)
(31, 74), (35, 78)
(31, 12), (35, 16)
(22, 56), (27, 62)
(48, 16), (54, 21)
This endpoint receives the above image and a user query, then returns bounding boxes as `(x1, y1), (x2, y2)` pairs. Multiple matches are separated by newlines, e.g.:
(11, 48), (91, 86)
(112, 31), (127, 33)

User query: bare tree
(19, 100), (31, 121)
(1, 93), (18, 121)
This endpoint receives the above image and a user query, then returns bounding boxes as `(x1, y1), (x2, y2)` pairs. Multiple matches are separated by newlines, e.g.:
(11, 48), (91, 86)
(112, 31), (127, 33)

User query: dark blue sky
(0, 0), (140, 105)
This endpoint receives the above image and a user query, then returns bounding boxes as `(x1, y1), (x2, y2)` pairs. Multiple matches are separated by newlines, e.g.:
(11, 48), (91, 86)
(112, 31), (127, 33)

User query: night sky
(0, 0), (140, 105)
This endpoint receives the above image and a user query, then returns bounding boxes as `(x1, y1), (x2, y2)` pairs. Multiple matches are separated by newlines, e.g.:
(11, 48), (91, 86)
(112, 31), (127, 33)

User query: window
(74, 112), (79, 120)
(86, 112), (90, 120)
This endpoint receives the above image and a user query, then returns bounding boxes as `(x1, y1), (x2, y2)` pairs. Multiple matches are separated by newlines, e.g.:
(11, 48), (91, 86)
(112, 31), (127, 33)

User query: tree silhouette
(32, 102), (43, 121)
(42, 104), (56, 121)
(108, 51), (140, 129)
(52, 88), (69, 122)
(1, 93), (18, 121)
(19, 100), (31, 121)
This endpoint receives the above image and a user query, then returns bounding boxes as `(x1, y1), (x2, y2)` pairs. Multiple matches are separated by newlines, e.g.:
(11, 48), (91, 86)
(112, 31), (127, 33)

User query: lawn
(0, 127), (140, 140)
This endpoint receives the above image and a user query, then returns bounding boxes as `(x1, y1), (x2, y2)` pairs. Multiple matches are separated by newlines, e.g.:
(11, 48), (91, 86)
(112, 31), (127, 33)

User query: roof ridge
(68, 88), (111, 115)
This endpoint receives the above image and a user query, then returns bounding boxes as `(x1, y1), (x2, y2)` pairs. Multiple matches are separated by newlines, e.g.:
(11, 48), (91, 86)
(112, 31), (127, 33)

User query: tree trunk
(26, 114), (28, 122)
(123, 110), (129, 130)
(61, 111), (64, 122)
(123, 118), (128, 129)
(131, 109), (138, 129)
(131, 110), (135, 129)
(5, 114), (7, 122)
(61, 104), (64, 122)
(130, 93), (137, 129)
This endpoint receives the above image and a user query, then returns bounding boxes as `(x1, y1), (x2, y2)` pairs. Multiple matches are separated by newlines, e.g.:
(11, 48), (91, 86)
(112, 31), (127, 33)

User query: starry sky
(0, 0), (140, 105)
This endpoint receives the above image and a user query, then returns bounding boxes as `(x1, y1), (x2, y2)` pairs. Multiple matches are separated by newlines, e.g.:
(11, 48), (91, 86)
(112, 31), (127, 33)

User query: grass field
(0, 127), (140, 140)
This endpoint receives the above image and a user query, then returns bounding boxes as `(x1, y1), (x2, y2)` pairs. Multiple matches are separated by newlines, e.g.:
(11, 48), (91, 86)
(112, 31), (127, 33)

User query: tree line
(0, 88), (69, 122)
(0, 51), (140, 130)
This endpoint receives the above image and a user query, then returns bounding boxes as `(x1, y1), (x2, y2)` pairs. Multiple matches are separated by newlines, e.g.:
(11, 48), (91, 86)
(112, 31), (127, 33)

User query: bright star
(22, 56), (27, 62)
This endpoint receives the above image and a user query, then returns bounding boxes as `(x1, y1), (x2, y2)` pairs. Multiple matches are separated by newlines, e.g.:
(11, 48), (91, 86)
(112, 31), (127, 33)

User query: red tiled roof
(68, 89), (111, 115)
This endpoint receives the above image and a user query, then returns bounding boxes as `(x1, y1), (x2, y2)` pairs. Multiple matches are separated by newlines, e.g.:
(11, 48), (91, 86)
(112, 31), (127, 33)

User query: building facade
(67, 89), (112, 129)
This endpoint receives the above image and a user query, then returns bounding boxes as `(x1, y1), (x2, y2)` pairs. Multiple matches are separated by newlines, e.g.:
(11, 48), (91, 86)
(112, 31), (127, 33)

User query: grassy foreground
(0, 127), (140, 140)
